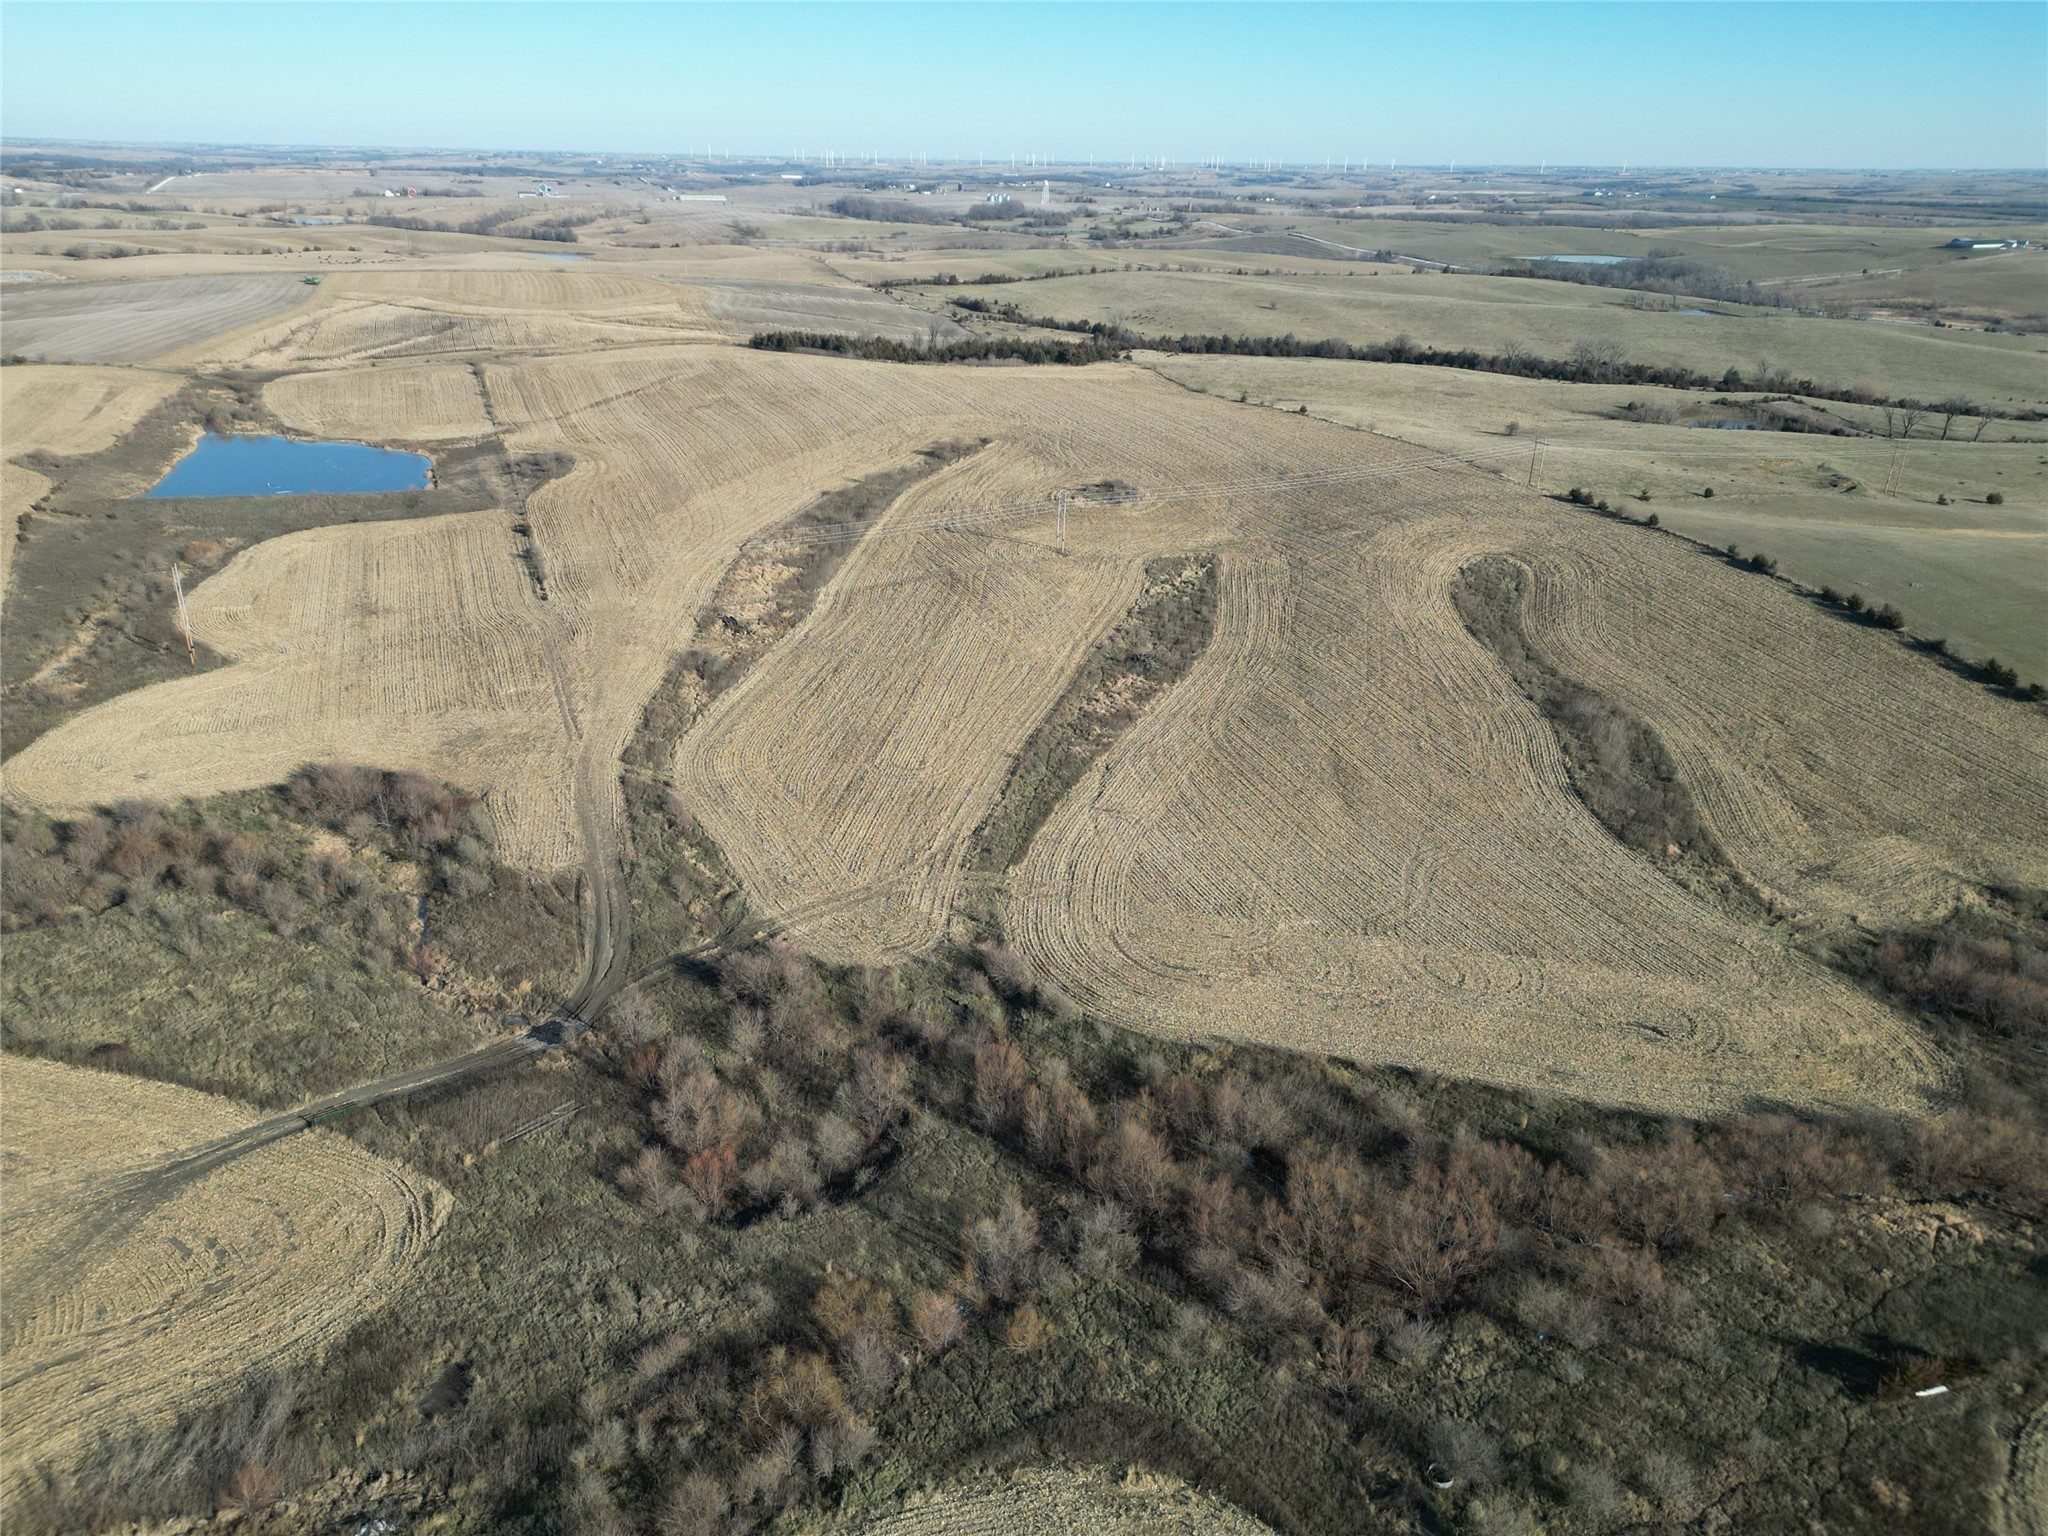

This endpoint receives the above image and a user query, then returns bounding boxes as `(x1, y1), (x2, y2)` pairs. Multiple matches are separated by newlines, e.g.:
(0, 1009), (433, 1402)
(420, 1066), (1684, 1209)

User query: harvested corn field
(1003, 474), (2042, 1114)
(837, 1465), (1278, 1536)
(0, 275), (310, 363)
(264, 360), (492, 442)
(0, 1057), (448, 1492)
(0, 365), (180, 456)
(10, 329), (2038, 1111)
(199, 268), (732, 369)
(1, 504), (586, 869)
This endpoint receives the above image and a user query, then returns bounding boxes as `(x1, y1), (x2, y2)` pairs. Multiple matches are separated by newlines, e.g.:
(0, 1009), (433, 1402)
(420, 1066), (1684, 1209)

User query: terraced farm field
(4, 135), (2047, 1536)
(1143, 353), (2048, 681)
(8, 269), (2041, 1115)
(688, 277), (970, 341)
(1003, 475), (2045, 1113)
(0, 1058), (447, 1493)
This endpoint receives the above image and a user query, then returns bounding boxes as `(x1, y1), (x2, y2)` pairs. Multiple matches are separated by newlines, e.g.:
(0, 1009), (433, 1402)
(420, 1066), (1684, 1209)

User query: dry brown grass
(1, 364), (181, 597)
(836, 1464), (1277, 1536)
(0, 1057), (448, 1493)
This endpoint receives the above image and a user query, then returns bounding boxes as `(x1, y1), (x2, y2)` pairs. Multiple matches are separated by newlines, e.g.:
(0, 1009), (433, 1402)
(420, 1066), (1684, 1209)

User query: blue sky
(3, 3), (2043, 169)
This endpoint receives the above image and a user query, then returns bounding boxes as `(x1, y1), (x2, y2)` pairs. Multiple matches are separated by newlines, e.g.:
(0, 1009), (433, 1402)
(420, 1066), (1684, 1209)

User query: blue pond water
(146, 433), (431, 498)
(1531, 253), (1636, 266)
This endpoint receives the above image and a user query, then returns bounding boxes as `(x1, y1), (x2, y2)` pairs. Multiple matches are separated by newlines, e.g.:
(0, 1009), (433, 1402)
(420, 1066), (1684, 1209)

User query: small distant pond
(539, 252), (586, 260)
(1531, 254), (1636, 266)
(145, 433), (431, 498)
(1689, 421), (1757, 430)
(1672, 308), (1715, 317)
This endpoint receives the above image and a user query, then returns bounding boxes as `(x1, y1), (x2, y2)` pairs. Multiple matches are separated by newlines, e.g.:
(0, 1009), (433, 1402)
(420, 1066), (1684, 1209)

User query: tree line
(747, 331), (1126, 365)
(946, 299), (2043, 419)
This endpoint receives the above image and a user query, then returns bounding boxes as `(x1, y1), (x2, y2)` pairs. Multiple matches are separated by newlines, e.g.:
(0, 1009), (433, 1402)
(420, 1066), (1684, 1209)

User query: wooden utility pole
(171, 564), (196, 666)
(1526, 439), (1543, 490)
(1054, 489), (1069, 553)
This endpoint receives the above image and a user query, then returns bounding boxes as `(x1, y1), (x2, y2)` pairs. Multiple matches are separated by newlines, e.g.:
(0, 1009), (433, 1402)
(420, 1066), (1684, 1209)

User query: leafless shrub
(726, 1006), (764, 1063)
(965, 1191), (1041, 1303)
(733, 1426), (800, 1509)
(1636, 1448), (1696, 1508)
(1088, 1111), (1177, 1216)
(837, 1330), (899, 1408)
(1568, 1459), (1622, 1515)
(807, 1417), (876, 1482)
(812, 1112), (863, 1181)
(909, 1290), (965, 1357)
(812, 1267), (898, 1346)
(657, 1471), (730, 1536)
(64, 814), (113, 870)
(1382, 1315), (1442, 1366)
(744, 1135), (820, 1213)
(1002, 1304), (1055, 1353)
(1069, 1198), (1138, 1278)
(1428, 1417), (1502, 1485)
(718, 949), (784, 1006)
(222, 1461), (283, 1512)
(843, 1047), (913, 1140)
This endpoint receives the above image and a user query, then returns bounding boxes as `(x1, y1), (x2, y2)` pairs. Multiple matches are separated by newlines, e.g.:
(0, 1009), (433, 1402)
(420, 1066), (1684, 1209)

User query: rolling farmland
(0, 1058), (447, 1494)
(5, 140), (2047, 1535)
(945, 267), (2048, 410)
(0, 275), (311, 363)
(10, 316), (2039, 1110)
(1005, 477), (2041, 1113)
(1143, 352), (2048, 675)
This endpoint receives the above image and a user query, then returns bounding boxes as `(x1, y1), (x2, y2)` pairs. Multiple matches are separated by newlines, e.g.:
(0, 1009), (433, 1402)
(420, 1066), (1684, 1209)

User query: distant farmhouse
(1945, 237), (2030, 250)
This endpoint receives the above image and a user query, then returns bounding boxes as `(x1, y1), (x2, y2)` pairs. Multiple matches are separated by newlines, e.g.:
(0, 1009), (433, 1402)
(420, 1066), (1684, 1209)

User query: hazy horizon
(3, 1), (2044, 172)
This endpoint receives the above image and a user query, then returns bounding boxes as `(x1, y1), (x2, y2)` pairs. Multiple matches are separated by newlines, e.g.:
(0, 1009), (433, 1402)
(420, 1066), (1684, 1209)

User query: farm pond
(145, 432), (431, 497)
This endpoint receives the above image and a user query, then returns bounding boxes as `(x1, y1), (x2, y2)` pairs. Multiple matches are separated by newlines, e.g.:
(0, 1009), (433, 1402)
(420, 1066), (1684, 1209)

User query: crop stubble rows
(6, 267), (2040, 1112)
(0, 1058), (448, 1491)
